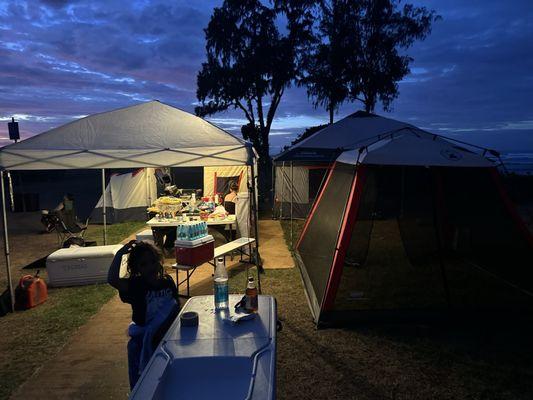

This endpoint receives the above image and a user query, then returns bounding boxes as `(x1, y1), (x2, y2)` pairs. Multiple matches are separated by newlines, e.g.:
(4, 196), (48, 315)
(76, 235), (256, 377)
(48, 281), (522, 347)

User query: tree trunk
(256, 140), (272, 212)
(329, 105), (334, 125)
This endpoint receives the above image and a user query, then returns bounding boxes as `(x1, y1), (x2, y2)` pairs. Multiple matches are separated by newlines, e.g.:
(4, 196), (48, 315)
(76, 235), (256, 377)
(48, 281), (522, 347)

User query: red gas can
(175, 235), (215, 266)
(15, 273), (48, 310)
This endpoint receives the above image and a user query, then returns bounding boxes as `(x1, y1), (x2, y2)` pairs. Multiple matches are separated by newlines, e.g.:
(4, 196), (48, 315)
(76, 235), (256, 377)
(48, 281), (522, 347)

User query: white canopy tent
(0, 100), (259, 311)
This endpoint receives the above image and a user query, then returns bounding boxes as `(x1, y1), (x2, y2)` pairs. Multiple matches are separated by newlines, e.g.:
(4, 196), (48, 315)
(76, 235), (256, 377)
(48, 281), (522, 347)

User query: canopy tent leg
(290, 161), (293, 249)
(271, 162), (275, 219)
(280, 162), (285, 219)
(7, 172), (14, 212)
(145, 168), (153, 212)
(101, 168), (107, 245)
(250, 162), (263, 273)
(1, 171), (15, 312)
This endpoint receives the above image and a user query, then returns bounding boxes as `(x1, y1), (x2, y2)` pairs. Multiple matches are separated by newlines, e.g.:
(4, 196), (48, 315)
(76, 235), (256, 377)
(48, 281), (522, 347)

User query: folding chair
(53, 207), (89, 248)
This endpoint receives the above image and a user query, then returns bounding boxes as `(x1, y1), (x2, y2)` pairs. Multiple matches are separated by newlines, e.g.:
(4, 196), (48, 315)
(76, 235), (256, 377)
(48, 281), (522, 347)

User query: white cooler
(136, 229), (154, 243)
(46, 244), (126, 287)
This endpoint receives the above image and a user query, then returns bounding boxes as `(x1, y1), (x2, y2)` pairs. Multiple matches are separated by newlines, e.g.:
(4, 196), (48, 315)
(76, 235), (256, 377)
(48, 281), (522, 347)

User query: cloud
(0, 0), (531, 156)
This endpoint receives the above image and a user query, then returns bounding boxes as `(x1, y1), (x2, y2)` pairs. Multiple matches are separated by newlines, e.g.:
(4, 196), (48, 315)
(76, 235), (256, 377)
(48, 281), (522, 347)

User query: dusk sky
(1, 0), (532, 157)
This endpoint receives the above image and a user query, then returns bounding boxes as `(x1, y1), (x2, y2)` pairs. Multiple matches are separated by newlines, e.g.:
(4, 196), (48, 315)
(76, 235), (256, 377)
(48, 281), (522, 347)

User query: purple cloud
(0, 0), (531, 158)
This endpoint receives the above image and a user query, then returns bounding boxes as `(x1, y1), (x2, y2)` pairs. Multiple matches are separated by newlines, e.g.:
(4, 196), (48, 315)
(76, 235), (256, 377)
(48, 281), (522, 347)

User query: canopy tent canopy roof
(337, 130), (495, 168)
(0, 100), (255, 170)
(273, 111), (498, 164)
(274, 111), (428, 162)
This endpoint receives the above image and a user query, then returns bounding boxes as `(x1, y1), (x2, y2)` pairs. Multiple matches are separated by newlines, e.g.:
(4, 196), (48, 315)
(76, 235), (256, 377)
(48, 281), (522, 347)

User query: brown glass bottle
(245, 277), (258, 312)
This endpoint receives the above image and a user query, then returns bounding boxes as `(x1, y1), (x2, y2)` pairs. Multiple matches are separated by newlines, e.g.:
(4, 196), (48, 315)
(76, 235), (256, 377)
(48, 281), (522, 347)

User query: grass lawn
(250, 218), (533, 400)
(0, 221), (145, 400)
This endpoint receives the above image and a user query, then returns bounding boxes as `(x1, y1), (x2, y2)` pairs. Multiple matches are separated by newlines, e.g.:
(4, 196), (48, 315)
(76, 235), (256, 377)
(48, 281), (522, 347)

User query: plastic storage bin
(46, 244), (125, 287)
(174, 235), (214, 266)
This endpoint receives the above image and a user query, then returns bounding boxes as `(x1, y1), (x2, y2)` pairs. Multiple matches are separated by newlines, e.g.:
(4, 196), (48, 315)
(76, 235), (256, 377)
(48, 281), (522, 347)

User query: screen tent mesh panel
(438, 168), (533, 301)
(333, 166), (533, 315)
(297, 162), (356, 308)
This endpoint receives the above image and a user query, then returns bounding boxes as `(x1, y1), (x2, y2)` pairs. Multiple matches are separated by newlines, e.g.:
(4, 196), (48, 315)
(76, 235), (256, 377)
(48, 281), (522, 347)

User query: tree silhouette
(196, 0), (315, 197)
(304, 0), (439, 116)
(301, 1), (360, 124)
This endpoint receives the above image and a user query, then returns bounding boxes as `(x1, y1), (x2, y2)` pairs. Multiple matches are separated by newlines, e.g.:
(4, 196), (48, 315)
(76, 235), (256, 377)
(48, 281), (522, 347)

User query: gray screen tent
(294, 130), (533, 326)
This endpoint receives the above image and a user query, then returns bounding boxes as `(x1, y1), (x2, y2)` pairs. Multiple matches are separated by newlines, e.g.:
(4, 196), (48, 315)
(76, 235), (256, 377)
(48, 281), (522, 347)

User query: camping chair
(53, 201), (89, 247)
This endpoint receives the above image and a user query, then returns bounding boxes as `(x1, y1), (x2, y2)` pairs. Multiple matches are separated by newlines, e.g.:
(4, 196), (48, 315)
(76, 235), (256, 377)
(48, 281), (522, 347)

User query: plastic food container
(175, 235), (214, 266)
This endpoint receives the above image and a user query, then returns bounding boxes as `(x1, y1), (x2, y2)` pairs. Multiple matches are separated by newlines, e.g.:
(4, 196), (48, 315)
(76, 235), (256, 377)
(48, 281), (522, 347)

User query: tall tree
(196, 0), (315, 198)
(354, 0), (439, 112)
(304, 0), (439, 116)
(301, 1), (360, 124)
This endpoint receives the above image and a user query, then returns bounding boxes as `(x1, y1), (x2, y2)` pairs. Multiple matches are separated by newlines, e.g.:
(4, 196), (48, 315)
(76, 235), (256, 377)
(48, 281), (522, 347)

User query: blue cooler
(130, 295), (277, 400)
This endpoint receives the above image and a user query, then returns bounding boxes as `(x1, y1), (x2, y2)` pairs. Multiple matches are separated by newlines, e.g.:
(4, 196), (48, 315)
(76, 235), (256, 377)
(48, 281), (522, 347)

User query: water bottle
(194, 223), (199, 240)
(177, 225), (184, 240)
(214, 257), (228, 310)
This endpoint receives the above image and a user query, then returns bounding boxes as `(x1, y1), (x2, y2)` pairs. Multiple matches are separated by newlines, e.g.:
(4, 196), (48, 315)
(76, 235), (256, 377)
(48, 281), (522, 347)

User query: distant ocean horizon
(499, 153), (533, 174)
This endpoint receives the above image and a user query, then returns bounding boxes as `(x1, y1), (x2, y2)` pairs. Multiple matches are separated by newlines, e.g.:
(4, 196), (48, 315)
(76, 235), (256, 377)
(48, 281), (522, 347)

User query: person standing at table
(223, 181), (239, 214)
(223, 181), (239, 240)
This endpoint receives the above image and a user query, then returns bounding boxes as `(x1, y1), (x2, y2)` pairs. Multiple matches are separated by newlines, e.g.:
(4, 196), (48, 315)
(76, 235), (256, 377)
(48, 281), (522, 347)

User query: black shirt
(118, 274), (178, 326)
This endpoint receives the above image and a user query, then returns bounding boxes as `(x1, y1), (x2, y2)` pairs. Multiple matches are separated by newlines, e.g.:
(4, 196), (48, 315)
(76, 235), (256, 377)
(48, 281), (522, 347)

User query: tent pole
(250, 162), (259, 247)
(101, 168), (107, 245)
(1, 171), (15, 312)
(290, 162), (293, 249)
(250, 161), (263, 272)
(7, 172), (14, 212)
(145, 168), (152, 219)
(280, 162), (284, 219)
(271, 162), (275, 219)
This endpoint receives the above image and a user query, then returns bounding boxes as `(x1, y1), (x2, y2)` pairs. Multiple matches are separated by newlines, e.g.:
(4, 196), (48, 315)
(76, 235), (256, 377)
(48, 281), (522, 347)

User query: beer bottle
(244, 277), (258, 312)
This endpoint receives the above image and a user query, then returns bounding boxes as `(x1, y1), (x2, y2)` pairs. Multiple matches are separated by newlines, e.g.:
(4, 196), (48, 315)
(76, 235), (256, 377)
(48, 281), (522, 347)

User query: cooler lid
(47, 244), (124, 261)
(174, 235), (214, 248)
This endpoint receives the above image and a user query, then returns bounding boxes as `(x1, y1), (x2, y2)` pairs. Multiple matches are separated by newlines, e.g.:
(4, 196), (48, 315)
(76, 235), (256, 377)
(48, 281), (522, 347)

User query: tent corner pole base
(1, 170), (15, 313)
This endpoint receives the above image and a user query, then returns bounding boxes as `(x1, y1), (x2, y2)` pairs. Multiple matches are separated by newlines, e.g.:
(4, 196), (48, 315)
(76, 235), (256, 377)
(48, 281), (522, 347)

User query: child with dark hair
(108, 240), (179, 390)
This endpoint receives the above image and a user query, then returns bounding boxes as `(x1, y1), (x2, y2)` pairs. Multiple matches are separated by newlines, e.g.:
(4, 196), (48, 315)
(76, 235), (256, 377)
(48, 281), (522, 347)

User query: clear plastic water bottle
(214, 257), (228, 310)
(177, 225), (185, 240)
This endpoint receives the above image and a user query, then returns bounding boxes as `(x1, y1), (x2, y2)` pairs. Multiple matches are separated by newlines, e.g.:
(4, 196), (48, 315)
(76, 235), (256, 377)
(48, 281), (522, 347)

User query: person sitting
(53, 193), (85, 233)
(107, 240), (179, 390)
(223, 181), (239, 215)
(54, 193), (74, 213)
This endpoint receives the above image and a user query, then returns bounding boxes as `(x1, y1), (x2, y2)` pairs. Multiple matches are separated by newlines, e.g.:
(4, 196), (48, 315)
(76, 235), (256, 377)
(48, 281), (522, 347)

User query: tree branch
(266, 88), (284, 133)
(235, 99), (254, 125)
(246, 98), (256, 125)
(256, 95), (266, 133)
